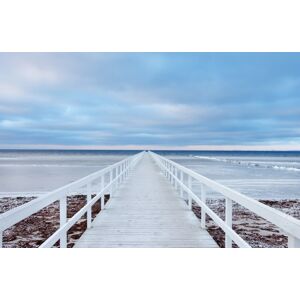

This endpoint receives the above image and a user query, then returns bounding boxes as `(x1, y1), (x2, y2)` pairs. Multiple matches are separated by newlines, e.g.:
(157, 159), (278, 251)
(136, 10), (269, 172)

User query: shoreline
(1, 196), (299, 248)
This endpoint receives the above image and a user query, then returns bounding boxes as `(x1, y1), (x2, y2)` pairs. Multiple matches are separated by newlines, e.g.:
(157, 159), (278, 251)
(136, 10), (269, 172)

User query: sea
(0, 150), (300, 200)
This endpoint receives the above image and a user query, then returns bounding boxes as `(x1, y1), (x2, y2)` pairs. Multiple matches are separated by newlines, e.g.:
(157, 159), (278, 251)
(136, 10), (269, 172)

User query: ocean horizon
(1, 149), (300, 200)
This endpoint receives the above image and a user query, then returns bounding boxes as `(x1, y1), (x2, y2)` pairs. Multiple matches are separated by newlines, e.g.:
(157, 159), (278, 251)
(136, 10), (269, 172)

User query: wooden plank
(75, 153), (218, 248)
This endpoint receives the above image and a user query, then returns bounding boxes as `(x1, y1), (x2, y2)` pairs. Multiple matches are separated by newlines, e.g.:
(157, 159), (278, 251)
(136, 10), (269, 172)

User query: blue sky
(0, 53), (300, 150)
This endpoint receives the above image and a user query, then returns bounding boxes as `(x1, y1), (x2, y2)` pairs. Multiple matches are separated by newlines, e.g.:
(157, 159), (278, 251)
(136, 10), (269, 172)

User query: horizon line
(1, 144), (300, 151)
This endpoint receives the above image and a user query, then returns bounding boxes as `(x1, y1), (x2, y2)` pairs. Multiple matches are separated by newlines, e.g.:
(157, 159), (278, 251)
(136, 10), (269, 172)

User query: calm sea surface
(0, 150), (300, 200)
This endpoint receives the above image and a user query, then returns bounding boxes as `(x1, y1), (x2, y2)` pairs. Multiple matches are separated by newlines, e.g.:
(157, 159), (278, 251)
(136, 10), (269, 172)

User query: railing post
(165, 161), (168, 178)
(288, 236), (300, 248)
(101, 175), (105, 210)
(87, 183), (92, 229)
(201, 184), (206, 228)
(172, 166), (175, 186)
(180, 171), (183, 198)
(225, 198), (233, 248)
(60, 196), (67, 248)
(120, 164), (122, 182)
(188, 175), (192, 210)
(175, 168), (178, 190)
(0, 231), (3, 248)
(115, 166), (119, 184)
(110, 169), (113, 197)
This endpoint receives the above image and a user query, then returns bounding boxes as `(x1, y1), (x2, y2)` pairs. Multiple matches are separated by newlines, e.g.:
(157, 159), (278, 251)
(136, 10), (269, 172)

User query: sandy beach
(0, 195), (110, 248)
(193, 199), (300, 248)
(1, 196), (299, 248)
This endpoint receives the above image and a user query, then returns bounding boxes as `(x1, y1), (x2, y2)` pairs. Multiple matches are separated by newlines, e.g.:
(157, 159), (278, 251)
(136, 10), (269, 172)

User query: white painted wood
(201, 184), (206, 229)
(180, 171), (183, 198)
(87, 183), (92, 229)
(101, 175), (105, 209)
(4, 149), (299, 249)
(0, 152), (143, 236)
(110, 170), (113, 198)
(225, 198), (233, 248)
(188, 176), (192, 210)
(40, 152), (145, 248)
(75, 153), (218, 248)
(60, 197), (67, 248)
(150, 151), (300, 248)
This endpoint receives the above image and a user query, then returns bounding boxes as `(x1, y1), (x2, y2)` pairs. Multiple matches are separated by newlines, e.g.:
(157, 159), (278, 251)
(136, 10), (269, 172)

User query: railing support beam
(87, 183), (92, 229)
(110, 170), (113, 198)
(101, 175), (105, 210)
(180, 171), (183, 198)
(225, 198), (233, 248)
(60, 196), (67, 248)
(188, 176), (192, 210)
(201, 184), (206, 228)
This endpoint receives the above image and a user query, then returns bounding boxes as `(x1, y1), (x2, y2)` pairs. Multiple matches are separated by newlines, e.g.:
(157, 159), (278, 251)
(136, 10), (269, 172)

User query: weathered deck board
(75, 153), (218, 248)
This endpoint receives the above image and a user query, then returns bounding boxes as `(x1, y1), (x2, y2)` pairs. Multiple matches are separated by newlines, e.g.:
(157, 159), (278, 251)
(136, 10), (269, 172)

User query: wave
(194, 156), (300, 172)
(194, 156), (228, 162)
(272, 165), (300, 172)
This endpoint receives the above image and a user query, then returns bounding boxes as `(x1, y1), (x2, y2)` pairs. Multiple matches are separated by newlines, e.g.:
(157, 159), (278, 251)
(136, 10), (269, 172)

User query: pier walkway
(75, 153), (217, 247)
(1, 151), (300, 248)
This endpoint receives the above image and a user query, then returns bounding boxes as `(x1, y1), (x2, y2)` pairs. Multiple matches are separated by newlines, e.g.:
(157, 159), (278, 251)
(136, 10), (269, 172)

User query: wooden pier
(1, 151), (300, 248)
(75, 153), (217, 247)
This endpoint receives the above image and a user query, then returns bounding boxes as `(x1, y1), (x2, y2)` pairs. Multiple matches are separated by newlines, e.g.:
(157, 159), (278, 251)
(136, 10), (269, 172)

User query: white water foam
(194, 156), (300, 172)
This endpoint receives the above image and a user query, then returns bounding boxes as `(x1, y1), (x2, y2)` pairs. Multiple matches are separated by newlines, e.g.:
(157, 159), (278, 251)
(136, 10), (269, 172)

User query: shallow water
(158, 151), (300, 200)
(0, 150), (300, 200)
(0, 150), (137, 195)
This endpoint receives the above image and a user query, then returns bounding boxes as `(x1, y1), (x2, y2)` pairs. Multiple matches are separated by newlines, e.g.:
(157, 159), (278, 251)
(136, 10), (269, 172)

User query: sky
(0, 52), (300, 150)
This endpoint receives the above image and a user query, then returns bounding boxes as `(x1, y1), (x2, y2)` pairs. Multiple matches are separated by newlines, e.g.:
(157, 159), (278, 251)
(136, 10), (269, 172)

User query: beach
(193, 199), (300, 248)
(1, 195), (299, 248)
(1, 195), (111, 248)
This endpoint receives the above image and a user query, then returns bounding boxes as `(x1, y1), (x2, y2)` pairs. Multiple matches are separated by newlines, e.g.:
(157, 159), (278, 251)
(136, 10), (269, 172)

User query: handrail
(0, 151), (145, 248)
(149, 151), (300, 248)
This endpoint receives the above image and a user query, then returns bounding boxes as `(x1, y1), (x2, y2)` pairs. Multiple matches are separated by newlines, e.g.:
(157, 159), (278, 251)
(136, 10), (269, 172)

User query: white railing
(0, 151), (145, 248)
(150, 151), (300, 248)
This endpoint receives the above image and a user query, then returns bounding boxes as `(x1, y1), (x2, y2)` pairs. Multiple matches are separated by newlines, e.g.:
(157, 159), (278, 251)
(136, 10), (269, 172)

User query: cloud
(0, 53), (300, 149)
